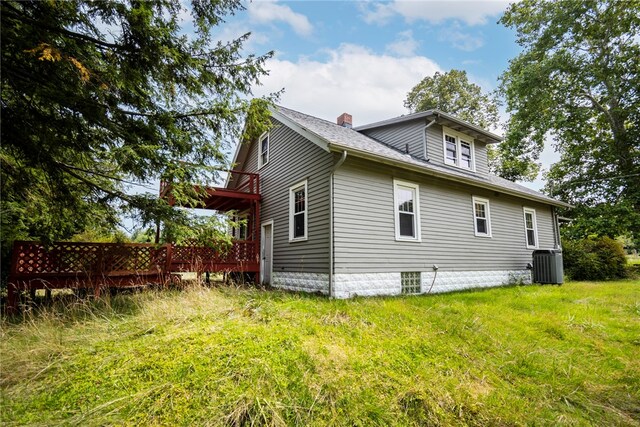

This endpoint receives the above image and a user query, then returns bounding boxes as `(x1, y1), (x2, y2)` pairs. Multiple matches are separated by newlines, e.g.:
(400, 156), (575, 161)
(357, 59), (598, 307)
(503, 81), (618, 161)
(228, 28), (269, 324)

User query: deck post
(6, 282), (19, 315)
(7, 242), (21, 314)
(164, 244), (173, 286)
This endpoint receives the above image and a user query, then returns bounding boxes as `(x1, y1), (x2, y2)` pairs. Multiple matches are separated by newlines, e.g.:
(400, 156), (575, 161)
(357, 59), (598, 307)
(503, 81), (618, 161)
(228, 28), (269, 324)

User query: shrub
(563, 237), (627, 281)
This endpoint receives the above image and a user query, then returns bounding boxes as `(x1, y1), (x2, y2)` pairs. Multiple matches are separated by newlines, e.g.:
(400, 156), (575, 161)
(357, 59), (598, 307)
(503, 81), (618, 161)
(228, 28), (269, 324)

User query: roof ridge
(275, 105), (341, 128)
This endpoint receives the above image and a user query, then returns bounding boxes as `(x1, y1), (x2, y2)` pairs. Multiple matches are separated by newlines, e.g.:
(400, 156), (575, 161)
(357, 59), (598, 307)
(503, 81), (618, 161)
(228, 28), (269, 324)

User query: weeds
(1, 280), (639, 426)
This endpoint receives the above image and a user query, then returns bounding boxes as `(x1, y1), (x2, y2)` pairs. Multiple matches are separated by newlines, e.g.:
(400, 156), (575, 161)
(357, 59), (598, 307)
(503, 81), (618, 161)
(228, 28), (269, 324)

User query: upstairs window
(394, 179), (421, 241)
(445, 135), (457, 165)
(472, 196), (491, 237)
(289, 180), (308, 241)
(258, 133), (269, 169)
(461, 142), (472, 168)
(523, 207), (538, 248)
(442, 127), (474, 171)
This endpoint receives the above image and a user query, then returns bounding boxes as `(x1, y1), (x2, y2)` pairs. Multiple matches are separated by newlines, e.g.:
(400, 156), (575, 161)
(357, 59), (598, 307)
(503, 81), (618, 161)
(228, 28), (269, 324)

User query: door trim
(260, 220), (274, 284)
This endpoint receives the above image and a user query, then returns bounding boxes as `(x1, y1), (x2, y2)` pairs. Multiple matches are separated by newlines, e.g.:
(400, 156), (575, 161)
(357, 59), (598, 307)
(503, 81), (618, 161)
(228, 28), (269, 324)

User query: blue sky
(209, 0), (557, 190)
(217, 0), (518, 124)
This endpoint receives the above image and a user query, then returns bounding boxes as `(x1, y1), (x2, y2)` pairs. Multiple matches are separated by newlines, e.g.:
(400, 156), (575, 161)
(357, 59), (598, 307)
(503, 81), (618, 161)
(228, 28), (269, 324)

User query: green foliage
(558, 202), (640, 249)
(130, 227), (157, 243)
(404, 69), (500, 130)
(562, 236), (627, 281)
(2, 282), (639, 425)
(1, 1), (275, 267)
(497, 0), (640, 242)
(70, 227), (131, 244)
(162, 213), (232, 249)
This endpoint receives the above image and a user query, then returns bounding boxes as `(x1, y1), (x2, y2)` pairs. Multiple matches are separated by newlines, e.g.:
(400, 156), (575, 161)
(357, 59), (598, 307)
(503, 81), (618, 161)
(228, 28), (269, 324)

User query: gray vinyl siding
(242, 119), (333, 273)
(425, 124), (443, 164)
(475, 143), (489, 175)
(361, 122), (490, 175)
(333, 157), (556, 273)
(361, 120), (426, 159)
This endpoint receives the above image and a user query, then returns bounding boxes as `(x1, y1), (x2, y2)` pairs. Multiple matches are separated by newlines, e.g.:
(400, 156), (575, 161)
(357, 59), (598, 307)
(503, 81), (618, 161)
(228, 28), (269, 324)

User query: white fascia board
(326, 143), (571, 209)
(270, 109), (330, 153)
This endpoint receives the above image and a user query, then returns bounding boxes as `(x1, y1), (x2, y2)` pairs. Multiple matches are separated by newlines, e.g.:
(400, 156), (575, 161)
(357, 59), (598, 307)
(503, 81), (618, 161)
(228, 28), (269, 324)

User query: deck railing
(10, 241), (170, 280)
(170, 240), (259, 272)
(10, 240), (259, 279)
(227, 170), (260, 195)
(7, 239), (260, 313)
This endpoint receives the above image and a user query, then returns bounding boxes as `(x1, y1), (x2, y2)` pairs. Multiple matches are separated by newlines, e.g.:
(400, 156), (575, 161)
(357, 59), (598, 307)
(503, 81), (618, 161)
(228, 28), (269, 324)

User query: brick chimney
(337, 113), (352, 128)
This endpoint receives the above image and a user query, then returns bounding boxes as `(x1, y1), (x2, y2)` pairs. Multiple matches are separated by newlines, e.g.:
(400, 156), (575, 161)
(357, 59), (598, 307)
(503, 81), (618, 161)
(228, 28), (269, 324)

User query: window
(461, 142), (472, 168)
(442, 126), (474, 170)
(445, 135), (457, 165)
(289, 180), (307, 241)
(472, 197), (491, 237)
(401, 272), (421, 294)
(233, 214), (248, 240)
(523, 207), (538, 248)
(258, 133), (269, 169)
(393, 179), (421, 241)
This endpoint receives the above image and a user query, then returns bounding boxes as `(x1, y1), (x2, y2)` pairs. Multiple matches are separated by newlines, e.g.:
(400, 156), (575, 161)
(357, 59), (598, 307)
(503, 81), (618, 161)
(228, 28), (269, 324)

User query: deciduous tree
(497, 0), (640, 242)
(404, 69), (500, 130)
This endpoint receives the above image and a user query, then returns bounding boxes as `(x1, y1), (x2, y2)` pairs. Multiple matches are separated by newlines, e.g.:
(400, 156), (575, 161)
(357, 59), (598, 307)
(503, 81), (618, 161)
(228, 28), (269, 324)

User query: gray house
(227, 105), (569, 298)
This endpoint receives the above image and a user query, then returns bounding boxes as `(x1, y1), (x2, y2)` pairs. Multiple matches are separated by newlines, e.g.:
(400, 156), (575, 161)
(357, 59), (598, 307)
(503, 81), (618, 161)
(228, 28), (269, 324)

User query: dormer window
(445, 135), (457, 165)
(443, 126), (474, 171)
(461, 142), (472, 168)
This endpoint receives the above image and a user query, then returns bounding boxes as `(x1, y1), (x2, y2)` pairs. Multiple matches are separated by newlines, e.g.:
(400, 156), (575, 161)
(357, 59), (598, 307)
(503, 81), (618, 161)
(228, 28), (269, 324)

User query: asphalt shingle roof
(273, 105), (568, 208)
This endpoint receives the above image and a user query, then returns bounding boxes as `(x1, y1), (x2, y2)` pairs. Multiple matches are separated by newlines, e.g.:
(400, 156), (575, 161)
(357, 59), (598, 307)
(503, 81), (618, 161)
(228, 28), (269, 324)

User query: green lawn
(2, 280), (639, 426)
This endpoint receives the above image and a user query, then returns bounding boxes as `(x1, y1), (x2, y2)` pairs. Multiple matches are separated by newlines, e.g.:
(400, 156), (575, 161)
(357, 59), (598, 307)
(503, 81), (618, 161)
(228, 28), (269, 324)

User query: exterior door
(261, 221), (273, 285)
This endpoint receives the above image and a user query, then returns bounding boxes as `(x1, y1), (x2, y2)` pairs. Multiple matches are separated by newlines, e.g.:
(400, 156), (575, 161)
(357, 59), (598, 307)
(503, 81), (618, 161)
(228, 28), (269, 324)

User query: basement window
(401, 272), (421, 294)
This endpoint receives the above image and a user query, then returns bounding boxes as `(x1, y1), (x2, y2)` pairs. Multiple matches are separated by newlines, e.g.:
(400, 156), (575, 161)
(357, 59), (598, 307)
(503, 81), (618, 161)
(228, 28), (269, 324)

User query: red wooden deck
(6, 171), (262, 314)
(6, 240), (259, 313)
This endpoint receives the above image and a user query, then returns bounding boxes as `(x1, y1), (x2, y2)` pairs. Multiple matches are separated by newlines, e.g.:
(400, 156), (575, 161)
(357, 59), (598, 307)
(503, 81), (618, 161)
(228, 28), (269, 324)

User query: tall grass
(2, 280), (639, 426)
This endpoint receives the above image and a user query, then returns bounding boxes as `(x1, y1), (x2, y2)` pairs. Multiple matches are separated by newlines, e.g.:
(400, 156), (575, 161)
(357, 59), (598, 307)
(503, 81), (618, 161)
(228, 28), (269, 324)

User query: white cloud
(361, 0), (510, 26)
(385, 30), (420, 57)
(214, 21), (269, 51)
(360, 2), (397, 25)
(438, 27), (484, 51)
(247, 0), (313, 36)
(252, 44), (441, 125)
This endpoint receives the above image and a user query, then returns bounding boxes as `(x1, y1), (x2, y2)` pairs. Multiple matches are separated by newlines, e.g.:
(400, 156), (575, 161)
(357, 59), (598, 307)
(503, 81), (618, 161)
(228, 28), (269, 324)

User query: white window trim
(472, 196), (492, 238)
(442, 126), (475, 171)
(258, 132), (269, 169)
(393, 179), (421, 242)
(523, 207), (539, 249)
(289, 179), (308, 242)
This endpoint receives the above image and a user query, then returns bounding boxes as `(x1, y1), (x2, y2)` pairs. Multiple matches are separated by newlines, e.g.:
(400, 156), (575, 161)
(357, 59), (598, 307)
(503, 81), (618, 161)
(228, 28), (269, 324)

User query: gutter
(329, 150), (348, 298)
(326, 143), (572, 209)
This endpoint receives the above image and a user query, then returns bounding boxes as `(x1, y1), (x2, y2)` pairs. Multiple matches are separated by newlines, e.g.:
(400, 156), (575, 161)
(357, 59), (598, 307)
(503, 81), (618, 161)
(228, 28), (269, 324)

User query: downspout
(329, 150), (348, 298)
(552, 206), (562, 249)
(422, 116), (438, 160)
